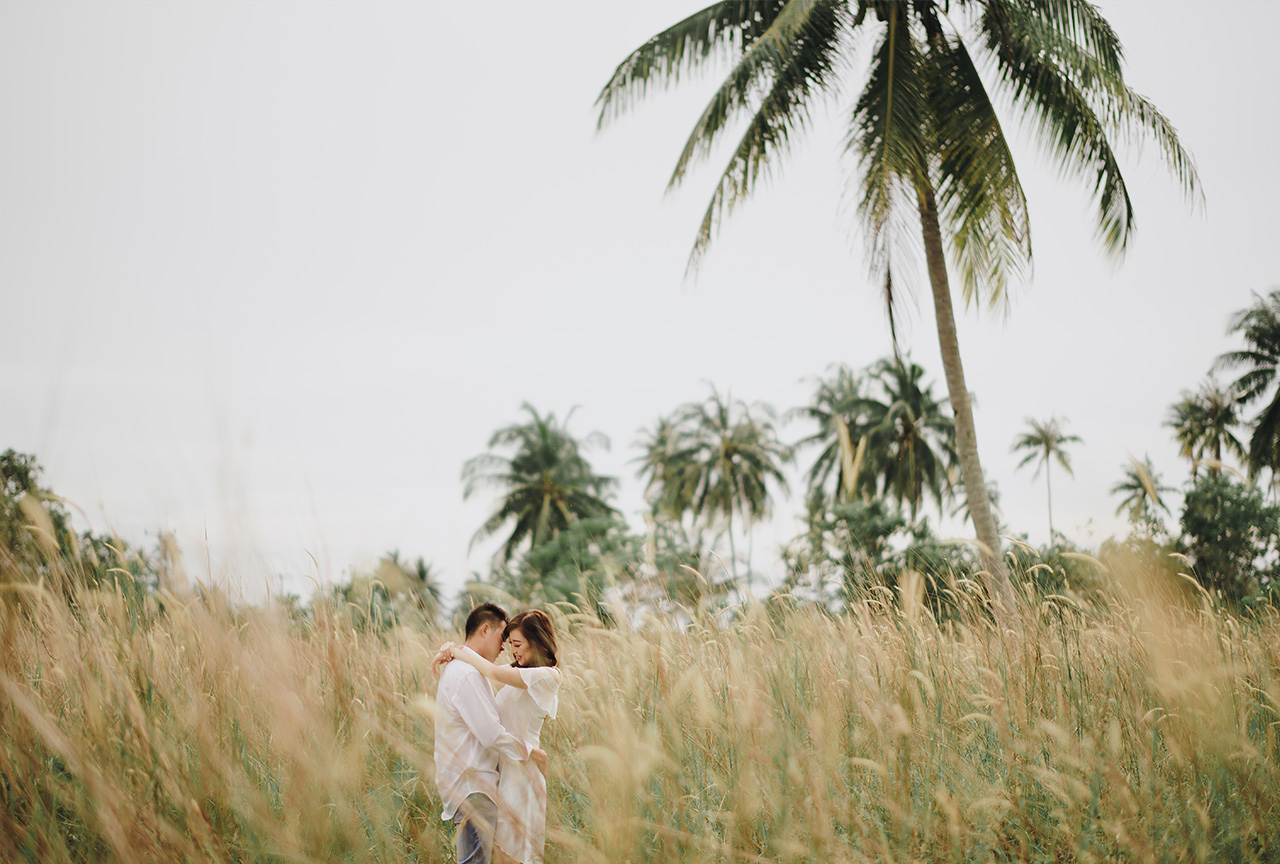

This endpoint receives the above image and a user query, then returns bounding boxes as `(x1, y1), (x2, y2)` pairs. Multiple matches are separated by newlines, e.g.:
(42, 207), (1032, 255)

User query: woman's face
(507, 628), (534, 666)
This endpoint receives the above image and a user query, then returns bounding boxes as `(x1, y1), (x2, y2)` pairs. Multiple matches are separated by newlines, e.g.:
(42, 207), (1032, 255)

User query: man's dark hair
(464, 602), (508, 639)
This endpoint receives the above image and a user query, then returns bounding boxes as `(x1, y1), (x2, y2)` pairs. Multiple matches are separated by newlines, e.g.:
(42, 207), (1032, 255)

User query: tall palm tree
(642, 387), (791, 581)
(1166, 378), (1245, 479)
(1110, 455), (1173, 526)
(1011, 417), (1081, 539)
(1215, 291), (1280, 479)
(464, 404), (618, 563)
(598, 0), (1199, 618)
(864, 356), (957, 518)
(791, 364), (877, 508)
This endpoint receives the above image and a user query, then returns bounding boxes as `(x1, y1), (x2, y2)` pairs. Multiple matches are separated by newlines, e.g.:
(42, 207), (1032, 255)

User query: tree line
(7, 287), (1280, 627)
(459, 303), (1280, 619)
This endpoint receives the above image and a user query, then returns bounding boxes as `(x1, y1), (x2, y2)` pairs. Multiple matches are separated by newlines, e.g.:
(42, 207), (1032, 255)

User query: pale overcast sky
(2, 1), (1277, 602)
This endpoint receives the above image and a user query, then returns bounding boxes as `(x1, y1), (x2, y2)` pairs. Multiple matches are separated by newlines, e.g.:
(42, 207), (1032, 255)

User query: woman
(435, 610), (562, 864)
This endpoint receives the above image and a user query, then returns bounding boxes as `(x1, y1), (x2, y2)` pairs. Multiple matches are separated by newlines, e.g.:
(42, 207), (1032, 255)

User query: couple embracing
(432, 603), (562, 864)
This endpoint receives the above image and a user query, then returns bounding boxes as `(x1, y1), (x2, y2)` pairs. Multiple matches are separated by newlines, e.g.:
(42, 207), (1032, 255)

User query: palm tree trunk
(1046, 460), (1054, 540)
(726, 506), (739, 589)
(917, 182), (1016, 623)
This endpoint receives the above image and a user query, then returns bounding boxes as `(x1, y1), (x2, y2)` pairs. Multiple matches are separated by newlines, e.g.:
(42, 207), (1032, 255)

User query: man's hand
(530, 747), (548, 778)
(431, 641), (458, 675)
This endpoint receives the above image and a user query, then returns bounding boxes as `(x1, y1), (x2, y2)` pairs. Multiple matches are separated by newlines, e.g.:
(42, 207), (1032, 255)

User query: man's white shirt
(435, 657), (529, 820)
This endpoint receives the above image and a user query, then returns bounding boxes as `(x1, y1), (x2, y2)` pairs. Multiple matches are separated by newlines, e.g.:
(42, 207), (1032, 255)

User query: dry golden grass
(1, 557), (1278, 863)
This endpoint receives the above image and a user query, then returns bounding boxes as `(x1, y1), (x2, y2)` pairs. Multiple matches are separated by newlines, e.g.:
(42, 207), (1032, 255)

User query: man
(435, 603), (545, 864)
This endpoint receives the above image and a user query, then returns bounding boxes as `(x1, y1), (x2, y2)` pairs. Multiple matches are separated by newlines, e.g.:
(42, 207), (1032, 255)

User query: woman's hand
(431, 642), (458, 675)
(530, 747), (548, 778)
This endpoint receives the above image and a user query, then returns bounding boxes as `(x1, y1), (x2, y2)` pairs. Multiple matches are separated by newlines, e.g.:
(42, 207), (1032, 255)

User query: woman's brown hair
(504, 609), (558, 668)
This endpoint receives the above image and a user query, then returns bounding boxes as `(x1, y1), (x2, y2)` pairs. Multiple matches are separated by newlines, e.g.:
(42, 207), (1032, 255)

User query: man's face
(474, 620), (506, 662)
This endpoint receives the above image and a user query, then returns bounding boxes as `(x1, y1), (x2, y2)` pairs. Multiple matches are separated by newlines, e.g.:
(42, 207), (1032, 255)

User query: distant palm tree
(636, 415), (702, 522)
(1215, 291), (1280, 478)
(410, 556), (445, 615)
(791, 365), (877, 508)
(379, 549), (446, 619)
(598, 0), (1199, 619)
(464, 404), (618, 563)
(864, 357), (957, 519)
(644, 387), (790, 581)
(1110, 456), (1174, 526)
(793, 358), (954, 518)
(1166, 378), (1245, 479)
(1011, 417), (1082, 539)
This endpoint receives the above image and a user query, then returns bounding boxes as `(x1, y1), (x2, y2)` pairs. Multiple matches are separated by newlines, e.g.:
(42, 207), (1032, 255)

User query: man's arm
(448, 670), (529, 761)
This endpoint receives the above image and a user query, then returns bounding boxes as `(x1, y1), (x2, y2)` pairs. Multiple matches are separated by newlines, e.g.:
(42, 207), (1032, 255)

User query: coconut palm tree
(643, 387), (791, 581)
(1110, 455), (1174, 526)
(1166, 378), (1245, 479)
(597, 0), (1200, 619)
(1215, 291), (1280, 479)
(376, 550), (446, 620)
(464, 404), (618, 563)
(1011, 417), (1082, 539)
(791, 364), (878, 508)
(864, 356), (957, 518)
(636, 415), (702, 522)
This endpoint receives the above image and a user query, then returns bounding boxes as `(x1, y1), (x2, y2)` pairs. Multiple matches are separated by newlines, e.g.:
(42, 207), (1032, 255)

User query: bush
(1180, 474), (1280, 606)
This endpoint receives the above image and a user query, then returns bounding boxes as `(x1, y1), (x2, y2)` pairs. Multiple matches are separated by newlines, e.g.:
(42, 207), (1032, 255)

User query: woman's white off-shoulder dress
(494, 666), (561, 864)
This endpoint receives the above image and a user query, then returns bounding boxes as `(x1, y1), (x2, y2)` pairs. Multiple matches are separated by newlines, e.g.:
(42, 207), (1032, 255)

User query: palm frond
(930, 31), (1030, 309)
(1247, 394), (1280, 481)
(683, 0), (847, 273)
(596, 0), (789, 127)
(848, 7), (931, 319)
(1017, 0), (1125, 78)
(979, 0), (1133, 256)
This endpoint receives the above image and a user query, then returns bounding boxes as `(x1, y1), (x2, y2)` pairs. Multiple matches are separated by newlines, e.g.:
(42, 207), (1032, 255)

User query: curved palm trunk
(917, 183), (1016, 623)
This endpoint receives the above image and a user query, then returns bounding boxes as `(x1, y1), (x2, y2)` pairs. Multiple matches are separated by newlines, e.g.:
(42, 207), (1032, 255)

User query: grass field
(1, 557), (1278, 863)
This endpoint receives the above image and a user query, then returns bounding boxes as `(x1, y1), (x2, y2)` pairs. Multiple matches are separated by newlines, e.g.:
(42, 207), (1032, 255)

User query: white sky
(2, 1), (1277, 603)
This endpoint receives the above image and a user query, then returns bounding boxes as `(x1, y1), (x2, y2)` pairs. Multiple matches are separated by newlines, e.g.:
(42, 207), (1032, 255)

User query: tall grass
(1, 555), (1278, 863)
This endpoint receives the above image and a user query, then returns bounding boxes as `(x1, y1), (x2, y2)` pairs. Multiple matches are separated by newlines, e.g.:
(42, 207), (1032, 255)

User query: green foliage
(1166, 378), (1245, 478)
(1006, 535), (1108, 606)
(1, 448), (76, 570)
(464, 403), (618, 563)
(499, 516), (640, 617)
(1180, 474), (1280, 606)
(785, 496), (978, 615)
(1110, 455), (1175, 527)
(637, 519), (736, 609)
(75, 532), (160, 604)
(599, 0), (1198, 307)
(636, 386), (790, 578)
(330, 551), (445, 632)
(1216, 289), (1280, 478)
(784, 494), (1118, 619)
(792, 355), (956, 518)
(863, 356), (956, 517)
(1, 450), (161, 615)
(790, 363), (872, 507)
